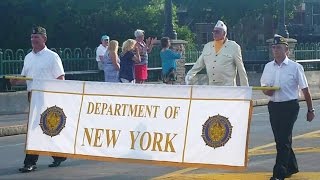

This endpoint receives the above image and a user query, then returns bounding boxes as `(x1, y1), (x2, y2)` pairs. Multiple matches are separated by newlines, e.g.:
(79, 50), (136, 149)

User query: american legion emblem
(201, 114), (233, 149)
(40, 106), (67, 137)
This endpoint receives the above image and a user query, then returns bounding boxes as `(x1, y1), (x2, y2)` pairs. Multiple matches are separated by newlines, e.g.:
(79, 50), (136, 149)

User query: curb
(1, 93), (320, 137)
(0, 125), (27, 137)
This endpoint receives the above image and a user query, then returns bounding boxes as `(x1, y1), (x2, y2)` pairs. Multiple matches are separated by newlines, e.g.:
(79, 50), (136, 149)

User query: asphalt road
(0, 100), (319, 180)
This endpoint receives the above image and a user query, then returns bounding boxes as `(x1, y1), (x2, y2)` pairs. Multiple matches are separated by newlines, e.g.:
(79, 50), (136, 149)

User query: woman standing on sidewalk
(134, 29), (157, 84)
(103, 40), (120, 82)
(119, 39), (141, 83)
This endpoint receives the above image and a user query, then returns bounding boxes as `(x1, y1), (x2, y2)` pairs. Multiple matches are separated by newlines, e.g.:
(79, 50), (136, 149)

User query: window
(312, 4), (320, 25)
(201, 32), (208, 44)
(312, 4), (320, 14)
(313, 15), (320, 25)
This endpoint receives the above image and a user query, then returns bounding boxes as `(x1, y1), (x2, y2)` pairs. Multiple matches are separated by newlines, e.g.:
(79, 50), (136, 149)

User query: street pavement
(0, 99), (319, 179)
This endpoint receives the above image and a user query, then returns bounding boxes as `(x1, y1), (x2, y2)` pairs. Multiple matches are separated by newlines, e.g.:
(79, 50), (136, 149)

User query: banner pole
(3, 76), (33, 81)
(3, 76), (281, 91)
(252, 86), (280, 91)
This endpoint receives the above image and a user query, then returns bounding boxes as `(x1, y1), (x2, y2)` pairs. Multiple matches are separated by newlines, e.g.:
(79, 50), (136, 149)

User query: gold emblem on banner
(201, 114), (233, 149)
(39, 106), (67, 137)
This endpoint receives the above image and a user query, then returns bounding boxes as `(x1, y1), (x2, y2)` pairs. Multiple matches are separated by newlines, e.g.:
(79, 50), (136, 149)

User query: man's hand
(10, 79), (18, 86)
(185, 75), (192, 85)
(307, 111), (315, 122)
(9, 79), (26, 86)
(262, 89), (275, 96)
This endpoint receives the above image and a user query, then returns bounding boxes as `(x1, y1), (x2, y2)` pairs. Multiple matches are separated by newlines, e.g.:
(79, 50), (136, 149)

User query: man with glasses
(261, 34), (315, 180)
(185, 20), (248, 86)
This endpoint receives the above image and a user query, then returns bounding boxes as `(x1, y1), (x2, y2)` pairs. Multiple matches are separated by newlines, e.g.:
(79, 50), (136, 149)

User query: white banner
(26, 79), (253, 170)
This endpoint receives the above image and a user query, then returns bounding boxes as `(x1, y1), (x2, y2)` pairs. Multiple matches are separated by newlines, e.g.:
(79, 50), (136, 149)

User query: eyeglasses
(213, 30), (223, 34)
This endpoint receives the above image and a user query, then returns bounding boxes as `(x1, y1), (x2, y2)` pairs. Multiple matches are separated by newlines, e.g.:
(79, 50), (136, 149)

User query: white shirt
(21, 47), (65, 91)
(260, 57), (308, 102)
(96, 44), (107, 62)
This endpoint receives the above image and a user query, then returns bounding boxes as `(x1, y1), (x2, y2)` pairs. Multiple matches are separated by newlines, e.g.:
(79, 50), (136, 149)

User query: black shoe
(270, 177), (284, 180)
(48, 159), (65, 167)
(18, 165), (37, 173)
(285, 169), (299, 178)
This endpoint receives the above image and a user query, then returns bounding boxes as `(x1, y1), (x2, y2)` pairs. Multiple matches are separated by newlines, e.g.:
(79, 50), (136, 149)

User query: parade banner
(26, 79), (253, 170)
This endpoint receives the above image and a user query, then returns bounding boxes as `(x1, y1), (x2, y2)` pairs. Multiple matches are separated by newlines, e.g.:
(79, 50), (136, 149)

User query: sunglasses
(212, 30), (223, 34)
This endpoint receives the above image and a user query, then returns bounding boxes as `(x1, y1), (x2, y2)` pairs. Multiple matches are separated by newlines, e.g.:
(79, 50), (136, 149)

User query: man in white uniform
(261, 34), (315, 180)
(185, 20), (248, 86)
(96, 35), (109, 70)
(11, 26), (67, 173)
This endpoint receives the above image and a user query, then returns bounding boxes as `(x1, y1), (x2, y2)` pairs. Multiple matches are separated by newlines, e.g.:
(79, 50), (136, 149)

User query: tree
(0, 0), (195, 49)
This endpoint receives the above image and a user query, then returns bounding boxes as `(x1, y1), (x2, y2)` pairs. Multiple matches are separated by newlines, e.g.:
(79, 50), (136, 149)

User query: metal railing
(295, 43), (320, 60)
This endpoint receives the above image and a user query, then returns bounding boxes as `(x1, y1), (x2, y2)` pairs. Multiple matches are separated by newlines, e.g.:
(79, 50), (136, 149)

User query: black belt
(270, 99), (298, 104)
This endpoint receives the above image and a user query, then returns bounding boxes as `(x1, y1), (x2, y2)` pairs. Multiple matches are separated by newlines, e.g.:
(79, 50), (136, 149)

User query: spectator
(96, 35), (109, 71)
(103, 40), (120, 82)
(160, 37), (183, 84)
(134, 29), (157, 84)
(119, 39), (141, 83)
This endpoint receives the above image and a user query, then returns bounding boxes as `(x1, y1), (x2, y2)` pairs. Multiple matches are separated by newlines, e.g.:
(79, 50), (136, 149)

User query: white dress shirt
(260, 57), (308, 102)
(21, 47), (65, 91)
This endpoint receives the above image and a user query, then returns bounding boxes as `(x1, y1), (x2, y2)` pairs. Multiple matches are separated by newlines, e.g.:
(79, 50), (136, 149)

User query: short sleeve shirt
(260, 57), (308, 102)
(96, 44), (107, 62)
(21, 47), (65, 91)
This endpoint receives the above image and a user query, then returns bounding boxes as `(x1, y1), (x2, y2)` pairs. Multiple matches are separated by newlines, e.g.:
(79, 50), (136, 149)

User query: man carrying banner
(11, 26), (67, 173)
(185, 20), (249, 86)
(260, 34), (315, 180)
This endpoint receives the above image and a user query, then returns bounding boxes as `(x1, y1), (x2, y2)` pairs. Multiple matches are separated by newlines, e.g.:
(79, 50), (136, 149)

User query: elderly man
(11, 26), (67, 173)
(96, 35), (109, 71)
(261, 35), (315, 180)
(185, 20), (248, 86)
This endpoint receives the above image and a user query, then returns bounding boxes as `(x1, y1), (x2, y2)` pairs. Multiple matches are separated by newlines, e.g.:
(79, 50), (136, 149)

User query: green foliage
(175, 26), (195, 47)
(0, 0), (168, 49)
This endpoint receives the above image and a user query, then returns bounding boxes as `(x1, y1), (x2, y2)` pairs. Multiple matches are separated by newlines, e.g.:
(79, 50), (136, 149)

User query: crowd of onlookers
(96, 29), (183, 84)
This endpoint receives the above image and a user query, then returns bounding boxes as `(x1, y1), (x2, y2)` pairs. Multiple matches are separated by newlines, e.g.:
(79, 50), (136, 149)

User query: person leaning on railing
(10, 26), (67, 173)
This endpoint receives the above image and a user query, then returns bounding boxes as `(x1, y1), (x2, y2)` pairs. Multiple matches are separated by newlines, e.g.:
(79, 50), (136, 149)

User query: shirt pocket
(221, 53), (233, 61)
(202, 49), (213, 63)
(285, 73), (296, 85)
